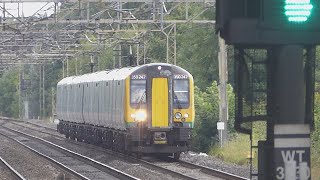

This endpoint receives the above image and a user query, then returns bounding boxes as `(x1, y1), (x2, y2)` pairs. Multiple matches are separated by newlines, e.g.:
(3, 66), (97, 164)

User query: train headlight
(175, 112), (182, 119)
(133, 110), (147, 122)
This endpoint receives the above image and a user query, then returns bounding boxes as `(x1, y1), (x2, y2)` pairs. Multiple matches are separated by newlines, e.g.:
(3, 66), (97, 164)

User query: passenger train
(56, 63), (195, 159)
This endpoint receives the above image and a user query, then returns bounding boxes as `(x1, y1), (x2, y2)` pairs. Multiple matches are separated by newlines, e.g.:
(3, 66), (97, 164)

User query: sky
(2, 3), (56, 17)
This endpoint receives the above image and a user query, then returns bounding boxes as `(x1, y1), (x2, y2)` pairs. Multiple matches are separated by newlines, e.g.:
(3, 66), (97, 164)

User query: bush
(192, 81), (235, 152)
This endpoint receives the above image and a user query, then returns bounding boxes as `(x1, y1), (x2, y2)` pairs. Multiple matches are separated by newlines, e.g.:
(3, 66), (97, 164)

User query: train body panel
(56, 63), (195, 157)
(151, 78), (169, 128)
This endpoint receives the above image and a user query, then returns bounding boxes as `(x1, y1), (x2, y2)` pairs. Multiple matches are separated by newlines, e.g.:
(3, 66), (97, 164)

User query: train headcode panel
(274, 124), (311, 180)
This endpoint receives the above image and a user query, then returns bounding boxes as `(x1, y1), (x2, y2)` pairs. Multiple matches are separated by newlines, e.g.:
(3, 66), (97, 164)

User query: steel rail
(178, 160), (250, 180)
(0, 156), (26, 180)
(2, 118), (57, 131)
(0, 130), (89, 180)
(1, 126), (140, 180)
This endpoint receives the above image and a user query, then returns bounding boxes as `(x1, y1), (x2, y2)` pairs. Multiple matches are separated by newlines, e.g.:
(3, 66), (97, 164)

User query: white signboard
(217, 122), (225, 130)
(274, 124), (311, 180)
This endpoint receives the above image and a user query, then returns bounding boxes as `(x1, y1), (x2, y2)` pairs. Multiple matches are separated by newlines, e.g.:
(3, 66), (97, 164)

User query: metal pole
(39, 65), (41, 118)
(143, 41), (146, 64)
(42, 65), (45, 118)
(97, 56), (100, 71)
(136, 44), (139, 66)
(166, 33), (169, 63)
(90, 55), (94, 72)
(174, 24), (176, 65)
(218, 33), (228, 146)
(17, 3), (20, 17)
(186, 2), (189, 20)
(2, 3), (5, 31)
(160, 2), (164, 30)
(66, 58), (69, 77)
(75, 57), (78, 75)
(113, 48), (116, 68)
(18, 64), (21, 119)
(220, 130), (222, 148)
(79, 58), (82, 74)
(62, 60), (65, 78)
(54, 3), (57, 23)
(118, 45), (122, 68)
(87, 2), (90, 21)
(272, 45), (304, 124)
(51, 87), (54, 119)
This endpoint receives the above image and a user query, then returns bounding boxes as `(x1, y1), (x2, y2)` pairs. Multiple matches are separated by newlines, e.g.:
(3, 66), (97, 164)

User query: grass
(209, 134), (252, 166)
(311, 144), (320, 180)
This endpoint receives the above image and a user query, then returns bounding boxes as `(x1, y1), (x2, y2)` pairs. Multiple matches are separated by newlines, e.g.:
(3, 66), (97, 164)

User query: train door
(151, 78), (169, 128)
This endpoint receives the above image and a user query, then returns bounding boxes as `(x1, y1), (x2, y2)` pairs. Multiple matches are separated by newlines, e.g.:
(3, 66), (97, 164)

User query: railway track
(0, 133), (87, 180)
(1, 118), (249, 180)
(0, 156), (26, 180)
(1, 122), (199, 180)
(0, 125), (139, 180)
(1, 117), (56, 131)
(177, 160), (249, 180)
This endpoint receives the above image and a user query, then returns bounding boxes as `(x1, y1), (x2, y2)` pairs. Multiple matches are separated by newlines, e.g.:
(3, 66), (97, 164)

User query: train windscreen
(173, 79), (189, 108)
(130, 80), (146, 105)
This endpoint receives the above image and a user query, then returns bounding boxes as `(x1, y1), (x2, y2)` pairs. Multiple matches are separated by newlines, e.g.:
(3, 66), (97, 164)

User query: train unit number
(131, 74), (146, 80)
(174, 74), (188, 79)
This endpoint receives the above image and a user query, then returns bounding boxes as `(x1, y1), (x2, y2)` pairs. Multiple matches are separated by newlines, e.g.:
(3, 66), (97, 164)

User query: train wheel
(124, 135), (132, 155)
(173, 152), (181, 161)
(70, 129), (75, 140)
(136, 152), (142, 159)
(120, 134), (125, 153)
(70, 135), (75, 140)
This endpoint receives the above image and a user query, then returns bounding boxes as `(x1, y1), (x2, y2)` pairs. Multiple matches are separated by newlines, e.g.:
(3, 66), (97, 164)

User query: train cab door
(151, 78), (169, 128)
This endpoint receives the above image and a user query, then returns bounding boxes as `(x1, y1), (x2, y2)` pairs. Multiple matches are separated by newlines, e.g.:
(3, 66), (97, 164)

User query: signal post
(216, 0), (318, 179)
(271, 46), (310, 180)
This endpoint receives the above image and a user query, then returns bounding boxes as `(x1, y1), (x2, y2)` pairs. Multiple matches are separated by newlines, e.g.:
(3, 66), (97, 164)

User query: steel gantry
(0, 0), (215, 71)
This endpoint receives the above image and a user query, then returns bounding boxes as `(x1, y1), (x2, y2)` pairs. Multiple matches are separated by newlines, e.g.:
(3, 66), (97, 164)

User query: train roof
(57, 63), (191, 86)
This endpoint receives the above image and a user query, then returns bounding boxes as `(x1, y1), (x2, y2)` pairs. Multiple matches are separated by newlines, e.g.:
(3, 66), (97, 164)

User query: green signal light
(284, 0), (313, 22)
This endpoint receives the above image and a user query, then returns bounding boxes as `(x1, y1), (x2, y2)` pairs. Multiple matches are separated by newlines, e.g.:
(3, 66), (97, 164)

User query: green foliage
(176, 25), (219, 89)
(148, 34), (167, 63)
(0, 69), (19, 117)
(192, 81), (235, 152)
(311, 92), (320, 179)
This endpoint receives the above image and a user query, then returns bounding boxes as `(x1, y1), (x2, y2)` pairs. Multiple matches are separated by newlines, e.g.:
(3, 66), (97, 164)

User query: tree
(0, 69), (19, 117)
(192, 81), (235, 152)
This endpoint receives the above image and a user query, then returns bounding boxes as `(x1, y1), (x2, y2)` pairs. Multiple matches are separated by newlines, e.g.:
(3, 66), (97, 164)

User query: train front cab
(126, 64), (194, 159)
